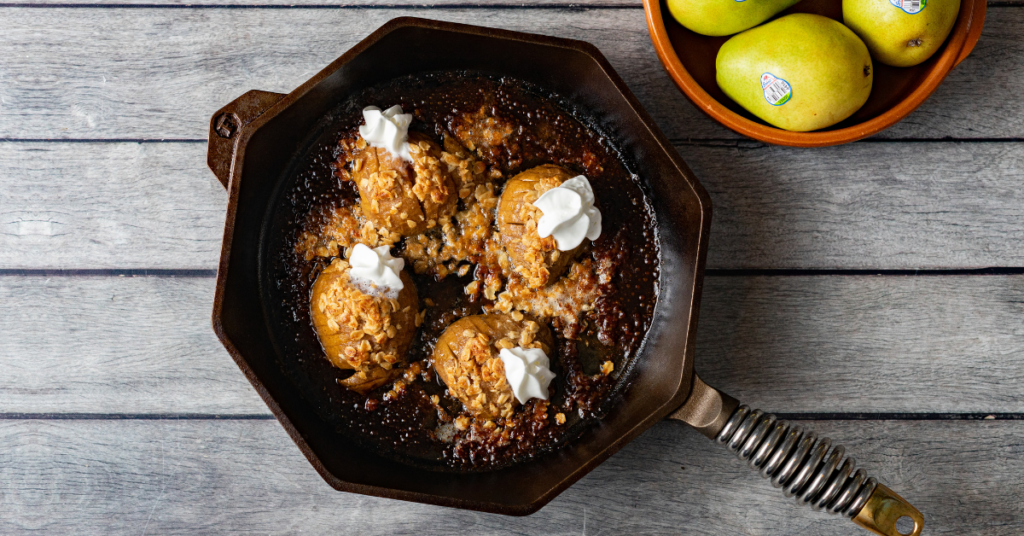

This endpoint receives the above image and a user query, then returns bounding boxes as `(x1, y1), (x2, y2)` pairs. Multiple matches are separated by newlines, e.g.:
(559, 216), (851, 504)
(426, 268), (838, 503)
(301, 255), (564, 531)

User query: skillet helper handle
(670, 375), (924, 536)
(207, 90), (287, 189)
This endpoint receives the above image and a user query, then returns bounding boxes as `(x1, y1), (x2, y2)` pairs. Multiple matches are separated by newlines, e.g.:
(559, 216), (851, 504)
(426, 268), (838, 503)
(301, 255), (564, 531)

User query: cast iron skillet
(207, 17), (923, 536)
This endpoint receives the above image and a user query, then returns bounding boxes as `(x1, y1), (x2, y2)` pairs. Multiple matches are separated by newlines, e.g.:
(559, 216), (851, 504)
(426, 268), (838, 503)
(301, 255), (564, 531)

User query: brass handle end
(853, 483), (924, 536)
(705, 401), (923, 536)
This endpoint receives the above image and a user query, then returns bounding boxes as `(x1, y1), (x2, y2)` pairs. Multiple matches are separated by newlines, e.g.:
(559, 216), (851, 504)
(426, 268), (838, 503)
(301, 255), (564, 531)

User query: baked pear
(497, 164), (584, 288)
(350, 132), (458, 237)
(310, 257), (420, 393)
(432, 314), (554, 421)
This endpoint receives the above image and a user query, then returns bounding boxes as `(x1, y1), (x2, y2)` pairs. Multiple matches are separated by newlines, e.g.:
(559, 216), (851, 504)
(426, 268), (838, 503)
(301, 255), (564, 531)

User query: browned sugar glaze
(268, 72), (659, 472)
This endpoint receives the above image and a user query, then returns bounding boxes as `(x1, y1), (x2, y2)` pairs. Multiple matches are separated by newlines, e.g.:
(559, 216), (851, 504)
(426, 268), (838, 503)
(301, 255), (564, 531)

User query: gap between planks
(3, 275), (1023, 414)
(0, 0), (1018, 7)
(1, 419), (1021, 535)
(2, 412), (1024, 420)
(3, 268), (1024, 277)
(0, 7), (1020, 139)
(3, 141), (1024, 270)
(5, 138), (1024, 144)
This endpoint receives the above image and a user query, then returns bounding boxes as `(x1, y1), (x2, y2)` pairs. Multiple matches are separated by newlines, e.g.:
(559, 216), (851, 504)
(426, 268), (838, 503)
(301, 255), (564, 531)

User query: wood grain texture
(698, 274), (1024, 413)
(5, 0), (638, 4)
(1, 418), (1020, 535)
(0, 276), (264, 415)
(0, 7), (1020, 140)
(0, 8), (719, 140)
(0, 143), (225, 270)
(683, 142), (1024, 269)
(0, 0), (1010, 7)
(3, 274), (1021, 414)
(0, 1), (1018, 534)
(3, 142), (1022, 270)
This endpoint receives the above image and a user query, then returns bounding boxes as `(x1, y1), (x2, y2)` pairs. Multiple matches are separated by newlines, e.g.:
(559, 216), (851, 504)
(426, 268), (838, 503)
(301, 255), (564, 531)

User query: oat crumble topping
(310, 258), (419, 393)
(275, 74), (659, 471)
(498, 164), (584, 288)
(337, 133), (457, 237)
(433, 314), (552, 421)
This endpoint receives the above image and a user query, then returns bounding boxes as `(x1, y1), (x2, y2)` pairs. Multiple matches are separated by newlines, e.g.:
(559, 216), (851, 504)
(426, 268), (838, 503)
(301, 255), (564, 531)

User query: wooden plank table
(1, 2), (1022, 534)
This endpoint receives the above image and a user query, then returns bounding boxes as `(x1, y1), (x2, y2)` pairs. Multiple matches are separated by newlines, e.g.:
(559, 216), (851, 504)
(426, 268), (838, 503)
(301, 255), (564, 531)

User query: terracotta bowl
(643, 0), (987, 146)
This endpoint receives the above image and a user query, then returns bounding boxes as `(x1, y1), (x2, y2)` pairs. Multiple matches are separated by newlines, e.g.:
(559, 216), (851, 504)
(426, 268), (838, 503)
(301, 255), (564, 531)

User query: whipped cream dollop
(358, 105), (413, 161)
(347, 244), (405, 298)
(532, 175), (602, 251)
(498, 347), (556, 404)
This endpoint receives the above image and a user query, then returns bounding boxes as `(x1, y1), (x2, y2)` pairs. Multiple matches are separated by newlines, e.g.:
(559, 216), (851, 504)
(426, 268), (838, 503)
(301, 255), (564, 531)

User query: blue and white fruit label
(761, 73), (792, 106)
(890, 0), (926, 14)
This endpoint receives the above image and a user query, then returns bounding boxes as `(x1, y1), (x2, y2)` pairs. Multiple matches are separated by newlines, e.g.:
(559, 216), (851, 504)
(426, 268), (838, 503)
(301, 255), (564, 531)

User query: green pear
(667, 0), (802, 37)
(844, 0), (960, 67)
(716, 14), (873, 132)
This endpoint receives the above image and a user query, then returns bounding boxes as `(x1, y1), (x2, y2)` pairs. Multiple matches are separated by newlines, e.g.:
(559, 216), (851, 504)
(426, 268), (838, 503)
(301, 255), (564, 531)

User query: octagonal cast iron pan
(207, 18), (922, 536)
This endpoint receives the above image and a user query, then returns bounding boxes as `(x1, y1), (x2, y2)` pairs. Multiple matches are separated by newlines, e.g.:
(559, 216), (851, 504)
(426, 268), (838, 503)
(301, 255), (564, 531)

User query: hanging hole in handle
(853, 483), (924, 536)
(895, 516), (916, 535)
(207, 90), (287, 189)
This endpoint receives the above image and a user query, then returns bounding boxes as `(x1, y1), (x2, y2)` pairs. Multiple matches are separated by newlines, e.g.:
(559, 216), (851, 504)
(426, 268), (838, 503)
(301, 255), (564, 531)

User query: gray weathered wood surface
(2, 419), (1022, 535)
(4, 141), (1023, 270)
(0, 7), (1021, 141)
(3, 274), (1023, 414)
(1, 0), (1022, 534)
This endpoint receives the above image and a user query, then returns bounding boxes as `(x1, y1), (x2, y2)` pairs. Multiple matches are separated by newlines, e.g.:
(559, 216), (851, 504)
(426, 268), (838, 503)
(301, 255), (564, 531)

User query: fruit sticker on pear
(890, 0), (926, 14)
(718, 14), (872, 131)
(845, 0), (956, 67)
(761, 73), (793, 106)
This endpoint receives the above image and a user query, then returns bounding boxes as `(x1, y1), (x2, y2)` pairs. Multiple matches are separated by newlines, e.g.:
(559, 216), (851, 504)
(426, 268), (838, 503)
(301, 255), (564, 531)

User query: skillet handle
(207, 90), (287, 189)
(669, 375), (923, 536)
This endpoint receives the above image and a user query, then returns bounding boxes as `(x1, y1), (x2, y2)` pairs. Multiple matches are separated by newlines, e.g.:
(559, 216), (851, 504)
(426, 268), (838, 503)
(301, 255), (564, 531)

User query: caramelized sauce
(264, 72), (659, 472)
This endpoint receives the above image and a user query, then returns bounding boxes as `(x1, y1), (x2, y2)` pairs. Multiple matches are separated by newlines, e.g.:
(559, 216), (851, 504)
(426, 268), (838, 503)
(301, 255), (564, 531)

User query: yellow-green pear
(716, 14), (873, 132)
(667, 0), (802, 37)
(844, 0), (960, 67)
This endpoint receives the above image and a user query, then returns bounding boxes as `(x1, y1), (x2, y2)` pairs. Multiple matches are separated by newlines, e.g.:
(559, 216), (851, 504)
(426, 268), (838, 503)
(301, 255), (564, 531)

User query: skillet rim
(211, 16), (713, 515)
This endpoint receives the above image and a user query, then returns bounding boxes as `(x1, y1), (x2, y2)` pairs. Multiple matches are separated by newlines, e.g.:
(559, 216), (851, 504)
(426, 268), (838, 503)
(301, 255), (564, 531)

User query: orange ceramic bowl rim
(643, 0), (987, 147)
